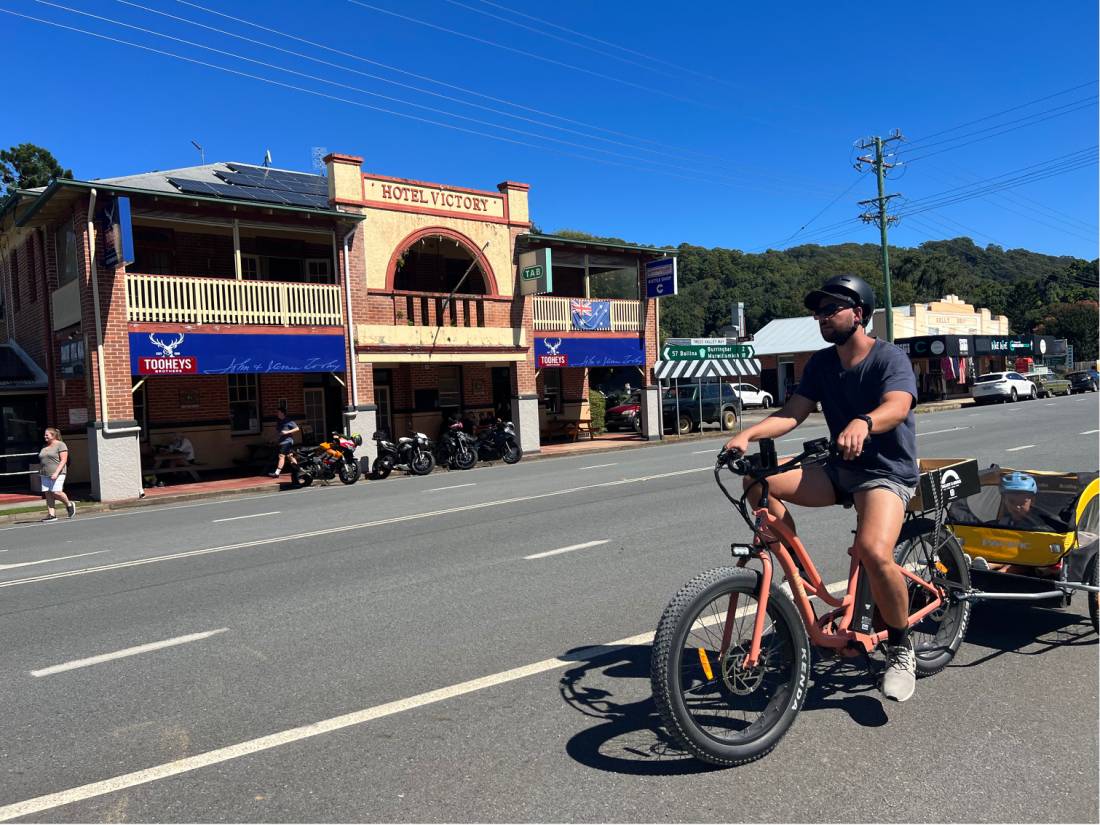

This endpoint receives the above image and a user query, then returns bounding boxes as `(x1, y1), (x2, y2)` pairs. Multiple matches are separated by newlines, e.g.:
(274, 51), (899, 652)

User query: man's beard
(821, 318), (860, 345)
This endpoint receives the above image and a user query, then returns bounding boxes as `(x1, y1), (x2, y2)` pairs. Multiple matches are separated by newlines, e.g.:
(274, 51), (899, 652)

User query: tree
(1034, 301), (1099, 362)
(0, 143), (72, 195)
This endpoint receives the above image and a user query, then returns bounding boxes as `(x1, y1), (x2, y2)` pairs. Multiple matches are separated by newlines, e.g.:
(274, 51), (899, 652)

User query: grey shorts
(820, 462), (916, 508)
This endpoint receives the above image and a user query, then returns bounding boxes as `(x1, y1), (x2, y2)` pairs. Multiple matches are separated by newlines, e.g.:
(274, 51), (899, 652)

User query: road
(0, 393), (1096, 822)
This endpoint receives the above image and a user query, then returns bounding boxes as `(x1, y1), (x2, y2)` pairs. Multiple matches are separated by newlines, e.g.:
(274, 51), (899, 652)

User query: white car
(729, 382), (772, 409)
(971, 371), (1037, 404)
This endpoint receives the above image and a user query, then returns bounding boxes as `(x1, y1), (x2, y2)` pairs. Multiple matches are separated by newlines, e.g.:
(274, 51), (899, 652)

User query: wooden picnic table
(151, 453), (200, 482)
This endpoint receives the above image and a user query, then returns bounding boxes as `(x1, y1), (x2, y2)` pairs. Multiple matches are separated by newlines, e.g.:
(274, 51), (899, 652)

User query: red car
(604, 392), (641, 431)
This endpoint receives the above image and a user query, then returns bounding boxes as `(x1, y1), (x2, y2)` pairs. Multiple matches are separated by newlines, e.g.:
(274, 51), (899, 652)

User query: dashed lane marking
(30, 629), (228, 677)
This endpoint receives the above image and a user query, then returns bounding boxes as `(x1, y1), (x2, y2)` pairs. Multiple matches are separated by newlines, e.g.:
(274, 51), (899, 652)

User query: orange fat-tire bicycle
(650, 437), (971, 766)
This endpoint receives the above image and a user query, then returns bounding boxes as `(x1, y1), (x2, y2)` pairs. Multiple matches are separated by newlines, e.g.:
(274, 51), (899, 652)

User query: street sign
(518, 248), (553, 295)
(662, 342), (755, 360)
(645, 257), (677, 298)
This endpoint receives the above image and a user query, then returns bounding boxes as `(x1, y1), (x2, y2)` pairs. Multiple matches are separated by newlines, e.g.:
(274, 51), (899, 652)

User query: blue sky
(4, 0), (1097, 258)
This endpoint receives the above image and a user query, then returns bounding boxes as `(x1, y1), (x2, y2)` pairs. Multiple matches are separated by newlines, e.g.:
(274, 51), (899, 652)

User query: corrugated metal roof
(93, 162), (321, 194)
(750, 314), (878, 356)
(749, 317), (828, 356)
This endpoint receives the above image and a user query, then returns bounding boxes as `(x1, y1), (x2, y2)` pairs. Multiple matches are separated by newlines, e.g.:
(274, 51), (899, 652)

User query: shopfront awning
(653, 358), (761, 380)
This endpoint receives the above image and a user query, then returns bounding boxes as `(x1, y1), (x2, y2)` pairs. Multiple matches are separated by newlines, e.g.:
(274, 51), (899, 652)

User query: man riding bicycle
(724, 274), (920, 702)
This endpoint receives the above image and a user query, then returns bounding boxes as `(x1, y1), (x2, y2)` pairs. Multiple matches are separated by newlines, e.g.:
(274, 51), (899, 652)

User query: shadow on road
(952, 600), (1097, 670)
(558, 643), (889, 776)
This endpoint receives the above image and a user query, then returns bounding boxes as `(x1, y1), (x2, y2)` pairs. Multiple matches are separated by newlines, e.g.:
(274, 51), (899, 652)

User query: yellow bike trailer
(944, 465), (1099, 631)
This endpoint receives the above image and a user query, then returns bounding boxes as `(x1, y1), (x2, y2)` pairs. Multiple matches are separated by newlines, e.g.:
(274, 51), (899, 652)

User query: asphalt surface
(0, 393), (1097, 822)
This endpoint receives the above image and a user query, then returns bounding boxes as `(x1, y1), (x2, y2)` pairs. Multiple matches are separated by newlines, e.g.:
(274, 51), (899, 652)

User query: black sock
(887, 625), (909, 646)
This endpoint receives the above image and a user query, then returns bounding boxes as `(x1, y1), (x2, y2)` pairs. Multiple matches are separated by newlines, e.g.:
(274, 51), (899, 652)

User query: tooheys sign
(137, 334), (196, 374)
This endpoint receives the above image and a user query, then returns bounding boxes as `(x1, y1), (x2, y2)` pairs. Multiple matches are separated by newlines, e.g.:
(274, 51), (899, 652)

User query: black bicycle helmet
(804, 274), (876, 326)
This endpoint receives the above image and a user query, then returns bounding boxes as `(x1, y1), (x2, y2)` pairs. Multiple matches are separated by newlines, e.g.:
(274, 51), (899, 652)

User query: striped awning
(653, 358), (761, 380)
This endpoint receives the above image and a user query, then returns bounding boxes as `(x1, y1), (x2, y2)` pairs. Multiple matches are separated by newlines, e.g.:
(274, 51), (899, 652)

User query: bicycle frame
(716, 442), (948, 669)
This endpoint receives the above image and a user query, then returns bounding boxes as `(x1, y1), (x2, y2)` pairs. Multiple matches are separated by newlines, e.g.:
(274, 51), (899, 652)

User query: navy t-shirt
(278, 419), (298, 446)
(796, 339), (918, 486)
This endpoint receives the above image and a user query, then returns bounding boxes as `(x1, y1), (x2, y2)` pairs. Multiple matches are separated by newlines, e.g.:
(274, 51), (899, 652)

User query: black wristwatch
(856, 414), (873, 434)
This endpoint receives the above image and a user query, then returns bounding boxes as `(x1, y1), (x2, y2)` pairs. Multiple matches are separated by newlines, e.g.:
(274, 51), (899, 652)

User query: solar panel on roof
(168, 175), (329, 208)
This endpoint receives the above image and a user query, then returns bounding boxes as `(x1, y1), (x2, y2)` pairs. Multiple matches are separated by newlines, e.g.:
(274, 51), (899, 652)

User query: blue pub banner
(535, 336), (644, 368)
(129, 332), (346, 375)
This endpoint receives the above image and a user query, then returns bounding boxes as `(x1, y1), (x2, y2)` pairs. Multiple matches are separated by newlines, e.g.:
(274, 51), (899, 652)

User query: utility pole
(855, 130), (903, 341)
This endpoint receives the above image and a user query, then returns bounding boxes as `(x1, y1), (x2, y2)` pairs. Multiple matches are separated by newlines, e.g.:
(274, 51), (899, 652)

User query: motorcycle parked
(290, 433), (363, 487)
(370, 430), (435, 479)
(436, 416), (478, 471)
(475, 418), (522, 464)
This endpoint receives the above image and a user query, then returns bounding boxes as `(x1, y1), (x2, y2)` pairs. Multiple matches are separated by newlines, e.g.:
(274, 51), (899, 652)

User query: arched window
(393, 233), (488, 295)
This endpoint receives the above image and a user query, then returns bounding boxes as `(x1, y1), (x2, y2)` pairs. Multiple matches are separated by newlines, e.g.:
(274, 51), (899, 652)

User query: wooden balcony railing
(532, 295), (641, 332)
(369, 291), (515, 328)
(125, 273), (343, 326)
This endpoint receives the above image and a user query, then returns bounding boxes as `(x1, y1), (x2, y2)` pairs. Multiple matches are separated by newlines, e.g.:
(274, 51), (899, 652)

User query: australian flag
(570, 298), (612, 331)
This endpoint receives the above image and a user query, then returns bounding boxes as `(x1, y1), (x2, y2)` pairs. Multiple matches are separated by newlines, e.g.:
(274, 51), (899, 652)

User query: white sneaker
(882, 638), (917, 702)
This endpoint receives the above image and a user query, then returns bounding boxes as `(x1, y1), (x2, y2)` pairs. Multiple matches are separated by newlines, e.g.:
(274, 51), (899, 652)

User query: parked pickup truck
(663, 383), (742, 435)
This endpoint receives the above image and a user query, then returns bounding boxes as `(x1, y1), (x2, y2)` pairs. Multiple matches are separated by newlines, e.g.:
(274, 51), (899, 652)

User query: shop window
(228, 374), (260, 434)
(56, 223), (80, 286)
(438, 366), (461, 409)
(543, 369), (562, 414)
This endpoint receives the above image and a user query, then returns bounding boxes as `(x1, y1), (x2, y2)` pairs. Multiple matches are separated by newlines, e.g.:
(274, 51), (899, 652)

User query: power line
(926, 158), (1098, 232)
(37, 0), (797, 191)
(469, 0), (735, 87)
(171, 0), (830, 191)
(345, 0), (724, 111)
(1, 6), (837, 200)
(903, 80), (1099, 147)
(748, 172), (868, 251)
(442, 0), (692, 83)
(899, 98), (1098, 163)
(894, 158), (1098, 220)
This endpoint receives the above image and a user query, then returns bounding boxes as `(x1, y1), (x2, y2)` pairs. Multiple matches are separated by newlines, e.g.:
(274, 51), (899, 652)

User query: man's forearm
(741, 412), (801, 443)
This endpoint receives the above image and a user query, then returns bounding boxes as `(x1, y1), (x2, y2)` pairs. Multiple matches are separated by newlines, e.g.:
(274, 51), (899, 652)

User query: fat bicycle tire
(894, 529), (971, 677)
(650, 566), (810, 766)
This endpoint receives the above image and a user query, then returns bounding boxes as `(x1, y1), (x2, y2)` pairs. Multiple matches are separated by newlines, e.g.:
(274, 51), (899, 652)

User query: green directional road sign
(662, 343), (755, 360)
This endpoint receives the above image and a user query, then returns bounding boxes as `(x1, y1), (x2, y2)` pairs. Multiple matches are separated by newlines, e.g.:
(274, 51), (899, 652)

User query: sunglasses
(813, 302), (854, 319)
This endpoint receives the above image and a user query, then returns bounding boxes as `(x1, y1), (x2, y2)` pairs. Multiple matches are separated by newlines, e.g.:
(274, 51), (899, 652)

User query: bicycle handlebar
(716, 436), (834, 479)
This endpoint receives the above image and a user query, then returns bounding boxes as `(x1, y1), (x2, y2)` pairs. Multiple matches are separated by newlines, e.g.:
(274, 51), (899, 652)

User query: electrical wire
(903, 80), (1099, 147)
(748, 172), (868, 251)
(36, 0), (805, 192)
(0, 6), (838, 199)
(469, 0), (735, 88)
(345, 0), (724, 111)
(899, 99), (1098, 164)
(171, 0), (829, 188)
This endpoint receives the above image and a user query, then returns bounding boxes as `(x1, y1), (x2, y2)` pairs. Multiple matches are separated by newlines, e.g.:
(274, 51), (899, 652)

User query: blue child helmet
(1001, 471), (1038, 495)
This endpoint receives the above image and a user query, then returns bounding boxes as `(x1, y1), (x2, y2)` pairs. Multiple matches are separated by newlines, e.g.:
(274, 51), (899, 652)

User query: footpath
(0, 397), (975, 523)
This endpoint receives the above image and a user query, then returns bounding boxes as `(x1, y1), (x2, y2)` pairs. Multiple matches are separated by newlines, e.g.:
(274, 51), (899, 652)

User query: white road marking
(425, 483), (476, 492)
(0, 551), (108, 571)
(525, 539), (610, 560)
(578, 463), (617, 470)
(1081, 429), (1099, 435)
(1006, 444), (1036, 452)
(0, 467), (709, 590)
(1044, 402), (1057, 406)
(692, 448), (716, 454)
(916, 426), (970, 437)
(30, 629), (228, 678)
(212, 512), (279, 523)
(0, 577), (849, 820)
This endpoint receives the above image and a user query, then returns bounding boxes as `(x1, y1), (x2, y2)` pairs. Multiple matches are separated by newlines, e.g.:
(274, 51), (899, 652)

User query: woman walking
(39, 427), (75, 523)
